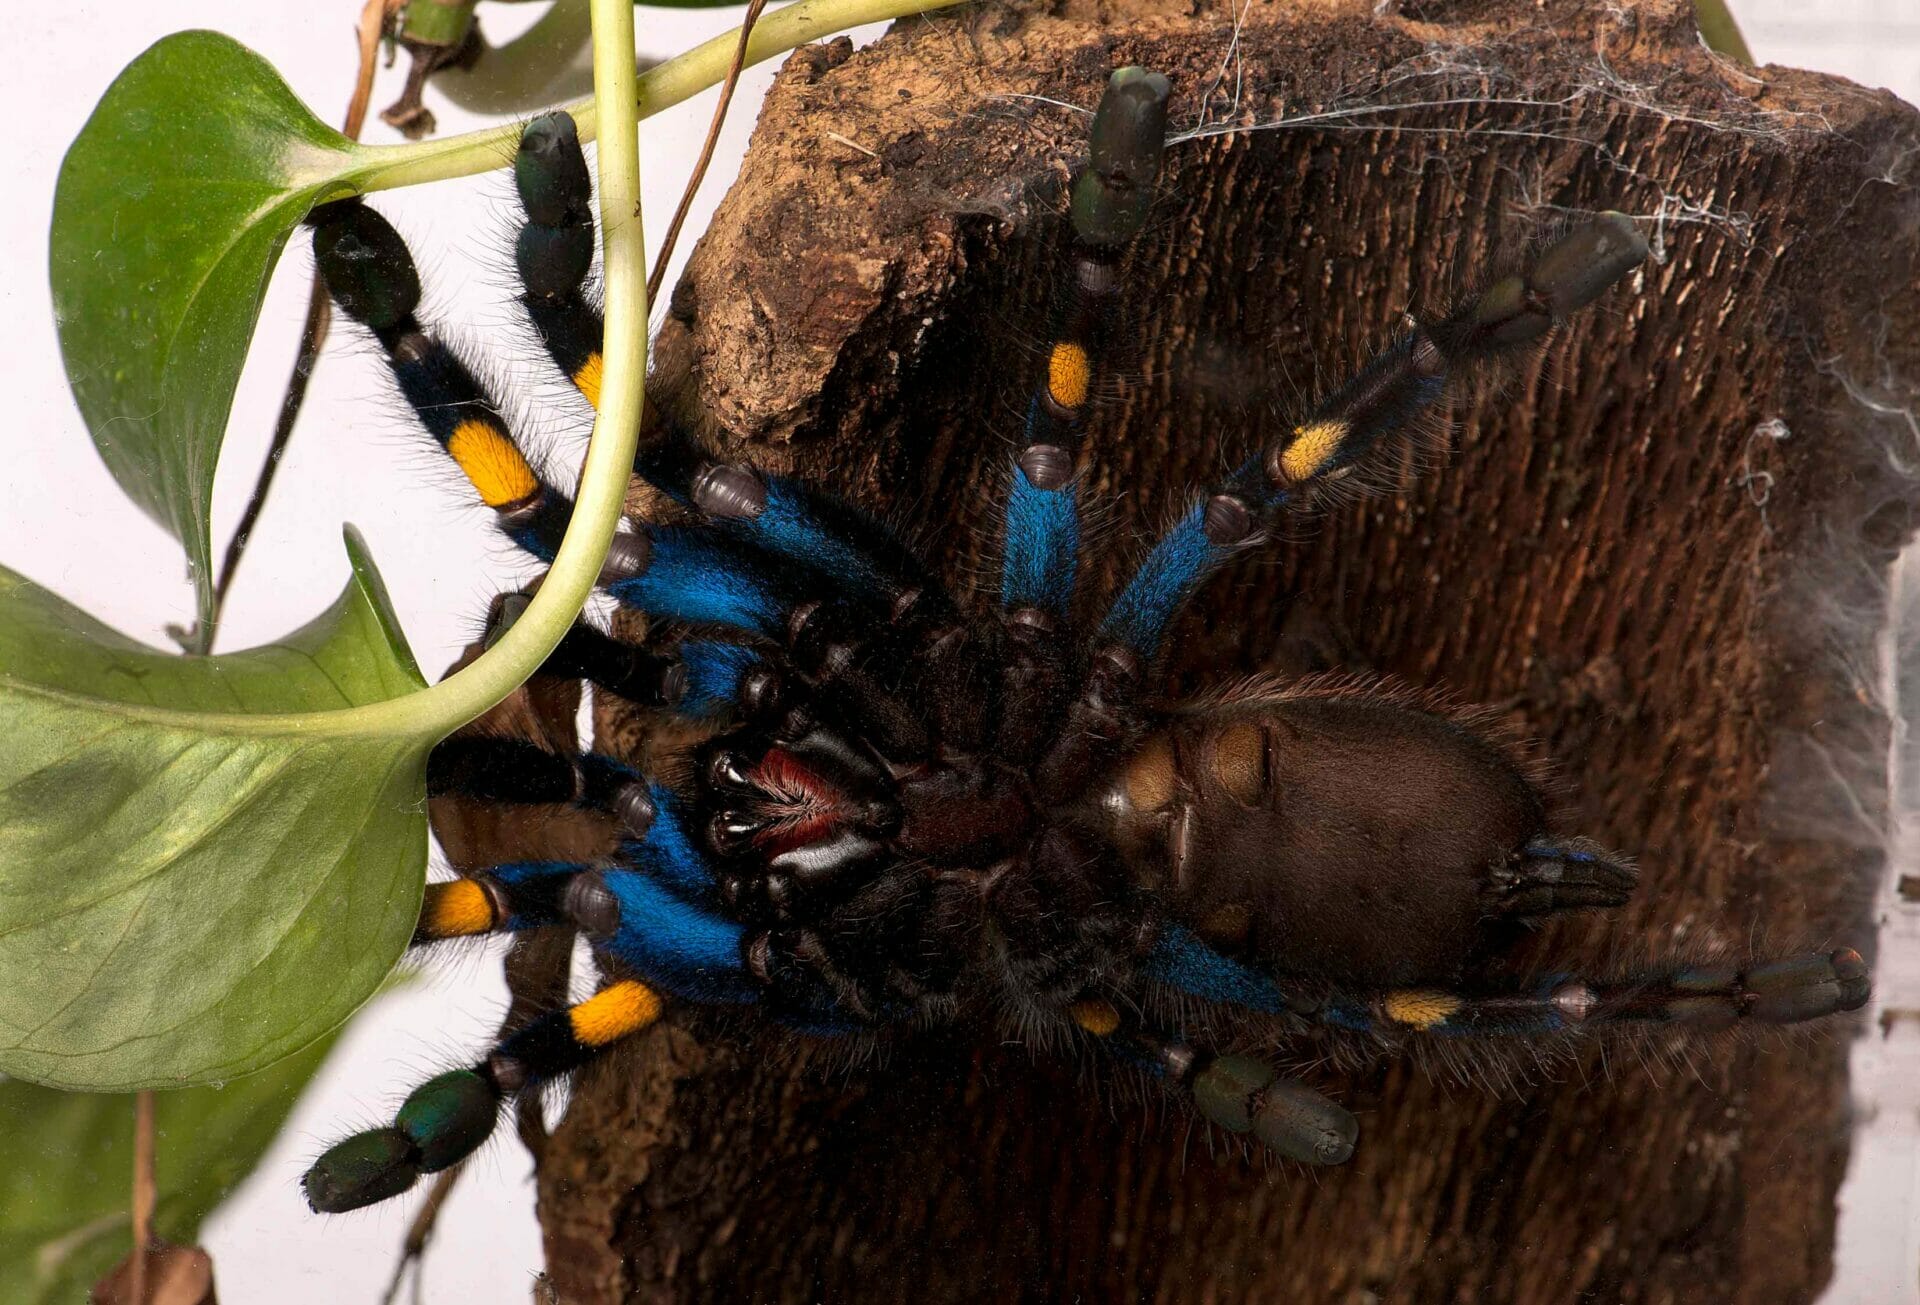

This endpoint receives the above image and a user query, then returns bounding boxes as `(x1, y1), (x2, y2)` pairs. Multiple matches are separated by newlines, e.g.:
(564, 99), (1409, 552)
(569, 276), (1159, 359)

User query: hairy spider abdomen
(1097, 682), (1556, 987)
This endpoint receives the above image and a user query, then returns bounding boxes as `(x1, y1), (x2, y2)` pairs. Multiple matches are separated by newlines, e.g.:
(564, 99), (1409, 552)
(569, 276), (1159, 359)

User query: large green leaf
(50, 31), (355, 629)
(0, 990), (372, 1305)
(0, 529), (430, 1091)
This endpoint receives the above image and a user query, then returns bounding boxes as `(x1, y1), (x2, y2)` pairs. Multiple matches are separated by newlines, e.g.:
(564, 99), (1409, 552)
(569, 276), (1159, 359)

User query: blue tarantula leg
(685, 463), (954, 618)
(1484, 837), (1638, 918)
(414, 787), (723, 945)
(307, 199), (574, 561)
(1069, 1000), (1357, 1166)
(425, 738), (654, 832)
(1140, 922), (1292, 1014)
(1097, 212), (1652, 663)
(484, 591), (688, 710)
(601, 527), (806, 637)
(676, 640), (766, 716)
(304, 981), (664, 1213)
(1337, 947), (1871, 1037)
(513, 115), (952, 622)
(578, 868), (762, 1003)
(597, 526), (937, 759)
(461, 791), (758, 1004)
(413, 859), (591, 943)
(1001, 66), (1171, 618)
(603, 532), (929, 756)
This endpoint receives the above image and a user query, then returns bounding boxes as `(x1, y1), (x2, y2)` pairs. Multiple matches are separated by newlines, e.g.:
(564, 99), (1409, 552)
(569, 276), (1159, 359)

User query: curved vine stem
(392, 0), (650, 741)
(120, 0), (958, 742)
(340, 0), (967, 194)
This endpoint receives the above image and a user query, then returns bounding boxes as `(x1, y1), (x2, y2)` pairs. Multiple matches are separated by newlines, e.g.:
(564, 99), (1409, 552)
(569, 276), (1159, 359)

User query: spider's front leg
(993, 68), (1172, 771)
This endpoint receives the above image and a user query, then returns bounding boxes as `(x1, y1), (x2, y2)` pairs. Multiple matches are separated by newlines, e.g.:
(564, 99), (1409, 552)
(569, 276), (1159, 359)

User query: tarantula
(301, 67), (1869, 1214)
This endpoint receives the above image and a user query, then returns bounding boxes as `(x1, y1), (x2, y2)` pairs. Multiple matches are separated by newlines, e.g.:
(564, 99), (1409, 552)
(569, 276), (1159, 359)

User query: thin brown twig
(645, 0), (770, 306)
(378, 1162), (467, 1305)
(129, 1091), (156, 1304)
(349, 0), (403, 137)
(192, 0), (397, 655)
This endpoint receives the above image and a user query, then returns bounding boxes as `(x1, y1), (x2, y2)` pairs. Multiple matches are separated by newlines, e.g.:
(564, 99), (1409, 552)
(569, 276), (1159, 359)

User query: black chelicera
(300, 67), (1870, 1215)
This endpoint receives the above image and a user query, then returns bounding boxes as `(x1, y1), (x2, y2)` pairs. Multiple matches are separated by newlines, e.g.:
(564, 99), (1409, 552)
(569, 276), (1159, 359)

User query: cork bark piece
(527, 1), (1920, 1299)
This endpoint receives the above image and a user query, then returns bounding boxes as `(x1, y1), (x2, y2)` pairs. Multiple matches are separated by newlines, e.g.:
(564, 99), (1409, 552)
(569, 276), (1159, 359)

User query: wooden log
(505, 1), (1920, 1298)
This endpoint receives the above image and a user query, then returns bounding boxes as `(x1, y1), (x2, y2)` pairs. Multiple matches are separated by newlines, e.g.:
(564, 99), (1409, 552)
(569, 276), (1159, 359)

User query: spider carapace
(301, 67), (1870, 1213)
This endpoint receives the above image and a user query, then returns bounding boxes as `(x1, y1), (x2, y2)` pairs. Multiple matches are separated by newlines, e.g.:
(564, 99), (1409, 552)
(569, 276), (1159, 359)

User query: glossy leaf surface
(0, 1014), (351, 1305)
(50, 31), (354, 627)
(0, 530), (429, 1090)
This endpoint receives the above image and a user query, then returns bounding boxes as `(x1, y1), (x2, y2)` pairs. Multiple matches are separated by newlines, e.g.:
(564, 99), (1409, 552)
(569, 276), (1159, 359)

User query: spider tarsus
(394, 1070), (501, 1172)
(308, 200), (420, 332)
(304, 1128), (421, 1214)
(515, 113), (592, 228)
(1073, 67), (1173, 247)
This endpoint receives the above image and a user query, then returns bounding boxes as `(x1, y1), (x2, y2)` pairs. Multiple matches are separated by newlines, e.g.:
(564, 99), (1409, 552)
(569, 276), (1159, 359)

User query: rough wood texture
(523, 1), (1920, 1299)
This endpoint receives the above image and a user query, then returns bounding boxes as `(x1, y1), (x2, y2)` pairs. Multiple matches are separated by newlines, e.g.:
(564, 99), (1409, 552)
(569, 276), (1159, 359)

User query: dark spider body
(299, 67), (1870, 1215)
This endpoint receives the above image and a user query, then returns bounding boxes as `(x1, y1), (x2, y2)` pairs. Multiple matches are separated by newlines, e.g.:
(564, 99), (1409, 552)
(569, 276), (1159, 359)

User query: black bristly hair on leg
(300, 71), (1870, 1216)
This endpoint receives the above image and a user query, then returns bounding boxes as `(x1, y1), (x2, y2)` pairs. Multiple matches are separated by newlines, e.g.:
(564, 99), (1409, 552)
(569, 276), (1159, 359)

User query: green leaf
(50, 31), (355, 629)
(1692, 0), (1755, 66)
(0, 529), (430, 1091)
(0, 1006), (359, 1305)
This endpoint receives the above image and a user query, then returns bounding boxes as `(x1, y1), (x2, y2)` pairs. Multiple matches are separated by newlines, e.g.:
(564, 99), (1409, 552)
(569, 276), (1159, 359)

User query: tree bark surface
(508, 2), (1920, 1299)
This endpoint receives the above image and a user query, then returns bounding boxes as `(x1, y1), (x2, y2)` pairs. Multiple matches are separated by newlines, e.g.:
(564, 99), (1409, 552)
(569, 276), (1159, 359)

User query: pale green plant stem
(351, 0), (649, 741)
(31, 0), (963, 743)
(242, 0), (649, 742)
(341, 0), (966, 193)
(185, 0), (966, 743)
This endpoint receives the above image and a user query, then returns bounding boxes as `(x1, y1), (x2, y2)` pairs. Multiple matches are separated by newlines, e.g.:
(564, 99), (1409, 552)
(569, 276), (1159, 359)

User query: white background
(1, 2), (1913, 1302)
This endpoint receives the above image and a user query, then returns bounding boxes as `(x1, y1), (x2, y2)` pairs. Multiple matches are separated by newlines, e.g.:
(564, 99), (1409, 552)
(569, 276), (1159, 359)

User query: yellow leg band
(1279, 420), (1349, 483)
(1382, 990), (1463, 1030)
(570, 980), (664, 1047)
(572, 354), (604, 409)
(1069, 999), (1121, 1037)
(447, 418), (540, 508)
(420, 879), (498, 938)
(1048, 341), (1091, 409)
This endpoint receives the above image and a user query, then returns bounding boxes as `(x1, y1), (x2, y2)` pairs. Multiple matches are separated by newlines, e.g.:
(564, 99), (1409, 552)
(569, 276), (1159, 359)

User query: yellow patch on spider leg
(1048, 341), (1091, 409)
(1070, 999), (1121, 1036)
(572, 353), (604, 408)
(447, 418), (539, 507)
(1279, 420), (1350, 483)
(421, 880), (496, 938)
(1381, 990), (1462, 1029)
(569, 980), (664, 1047)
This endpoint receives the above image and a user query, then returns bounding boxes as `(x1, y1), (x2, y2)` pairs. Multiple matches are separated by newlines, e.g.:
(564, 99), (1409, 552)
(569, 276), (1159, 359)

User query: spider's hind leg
(1349, 947), (1872, 1038)
(1070, 1000), (1358, 1166)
